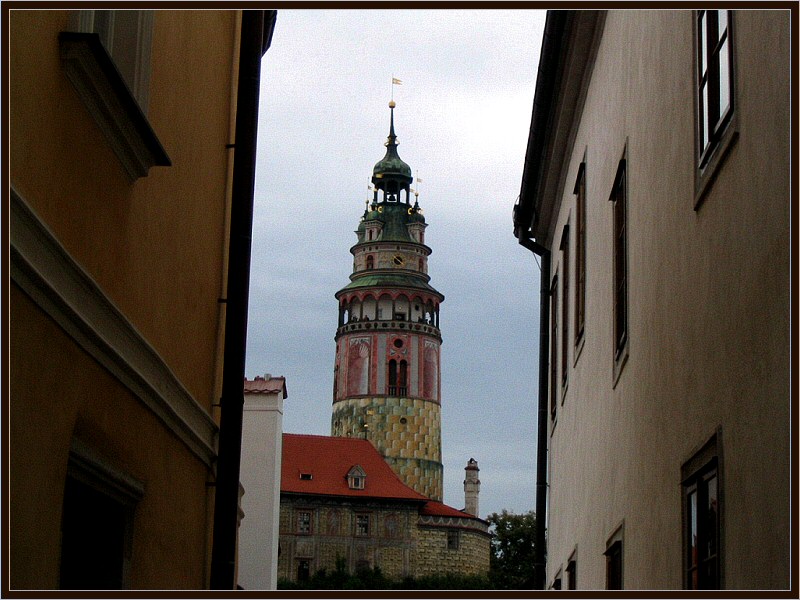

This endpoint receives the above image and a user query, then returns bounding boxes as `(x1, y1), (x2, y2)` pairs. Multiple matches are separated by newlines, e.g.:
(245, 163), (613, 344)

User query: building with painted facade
(513, 9), (790, 590)
(277, 102), (490, 583)
(278, 434), (489, 582)
(10, 9), (275, 589)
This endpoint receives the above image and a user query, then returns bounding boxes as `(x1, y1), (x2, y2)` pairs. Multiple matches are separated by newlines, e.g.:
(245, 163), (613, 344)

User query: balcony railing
(337, 319), (440, 337)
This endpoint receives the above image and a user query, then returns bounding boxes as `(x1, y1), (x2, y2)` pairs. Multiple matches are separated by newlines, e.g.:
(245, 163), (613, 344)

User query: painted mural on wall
(347, 337), (371, 396)
(423, 340), (438, 401)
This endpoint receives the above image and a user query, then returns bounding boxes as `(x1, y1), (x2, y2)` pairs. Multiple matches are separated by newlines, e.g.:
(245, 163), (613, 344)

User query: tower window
(388, 359), (397, 395)
(447, 529), (460, 550)
(388, 360), (407, 396)
(366, 255), (374, 270)
(399, 360), (407, 396)
(393, 339), (404, 348)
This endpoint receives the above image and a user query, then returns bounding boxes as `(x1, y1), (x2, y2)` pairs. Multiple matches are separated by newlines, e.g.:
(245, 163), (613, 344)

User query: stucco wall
(543, 10), (789, 589)
(10, 9), (242, 589)
(10, 10), (238, 407)
(10, 287), (212, 588)
(239, 393), (284, 590)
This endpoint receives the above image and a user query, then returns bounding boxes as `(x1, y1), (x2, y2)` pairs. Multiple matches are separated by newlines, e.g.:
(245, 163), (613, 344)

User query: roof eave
(515, 10), (606, 247)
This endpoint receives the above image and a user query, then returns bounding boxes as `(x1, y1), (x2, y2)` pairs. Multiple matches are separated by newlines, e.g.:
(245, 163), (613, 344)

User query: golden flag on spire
(392, 77), (403, 85)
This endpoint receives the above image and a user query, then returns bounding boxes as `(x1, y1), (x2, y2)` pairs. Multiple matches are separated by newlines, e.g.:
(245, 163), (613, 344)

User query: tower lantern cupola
(372, 101), (413, 204)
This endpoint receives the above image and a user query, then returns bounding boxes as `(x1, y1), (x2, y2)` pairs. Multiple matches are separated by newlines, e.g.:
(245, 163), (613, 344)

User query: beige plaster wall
(544, 10), (789, 590)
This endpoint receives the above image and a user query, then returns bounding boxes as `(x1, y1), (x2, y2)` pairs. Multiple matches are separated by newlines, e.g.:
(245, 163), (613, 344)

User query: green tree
(486, 509), (538, 589)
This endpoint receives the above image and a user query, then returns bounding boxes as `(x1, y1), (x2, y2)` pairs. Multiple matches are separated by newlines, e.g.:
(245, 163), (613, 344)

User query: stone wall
(415, 519), (491, 578)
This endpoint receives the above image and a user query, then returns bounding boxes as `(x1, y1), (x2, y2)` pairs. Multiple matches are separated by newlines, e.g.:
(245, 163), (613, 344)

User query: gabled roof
(281, 434), (429, 501)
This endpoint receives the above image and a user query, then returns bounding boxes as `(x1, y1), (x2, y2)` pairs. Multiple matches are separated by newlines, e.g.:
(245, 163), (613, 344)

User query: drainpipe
(516, 227), (550, 590)
(210, 9), (275, 590)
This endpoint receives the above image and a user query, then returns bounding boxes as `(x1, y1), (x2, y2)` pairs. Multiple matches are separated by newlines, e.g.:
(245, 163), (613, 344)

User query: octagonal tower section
(331, 102), (445, 501)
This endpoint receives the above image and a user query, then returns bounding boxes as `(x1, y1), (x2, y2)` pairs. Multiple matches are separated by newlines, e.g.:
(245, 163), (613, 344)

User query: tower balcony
(335, 317), (441, 340)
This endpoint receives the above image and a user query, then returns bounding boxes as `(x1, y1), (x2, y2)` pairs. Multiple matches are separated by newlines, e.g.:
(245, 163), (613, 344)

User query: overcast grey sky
(246, 9), (546, 519)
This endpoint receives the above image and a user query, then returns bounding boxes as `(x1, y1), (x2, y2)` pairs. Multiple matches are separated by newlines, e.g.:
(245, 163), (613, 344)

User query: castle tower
(331, 101), (445, 501)
(463, 458), (480, 517)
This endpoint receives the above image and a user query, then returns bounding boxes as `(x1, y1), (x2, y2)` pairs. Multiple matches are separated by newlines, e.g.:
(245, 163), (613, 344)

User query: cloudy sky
(246, 9), (546, 519)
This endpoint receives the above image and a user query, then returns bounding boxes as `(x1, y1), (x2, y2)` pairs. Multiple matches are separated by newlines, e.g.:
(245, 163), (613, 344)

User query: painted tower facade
(332, 102), (445, 502)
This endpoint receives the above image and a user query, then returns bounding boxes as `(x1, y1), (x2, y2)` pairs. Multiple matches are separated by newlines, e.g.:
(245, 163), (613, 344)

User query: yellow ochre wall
(10, 10), (242, 589)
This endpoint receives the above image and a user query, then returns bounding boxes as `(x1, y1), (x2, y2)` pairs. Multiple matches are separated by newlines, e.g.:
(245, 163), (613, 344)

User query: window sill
(694, 120), (739, 210)
(59, 32), (170, 180)
(612, 339), (628, 389)
(574, 330), (585, 367)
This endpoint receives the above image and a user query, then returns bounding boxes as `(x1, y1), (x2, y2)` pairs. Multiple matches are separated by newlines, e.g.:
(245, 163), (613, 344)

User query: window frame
(610, 152), (629, 386)
(566, 550), (577, 590)
(694, 10), (739, 207)
(355, 513), (371, 537)
(59, 11), (170, 179)
(296, 510), (313, 535)
(68, 10), (154, 111)
(682, 432), (723, 589)
(604, 523), (624, 590)
(573, 158), (587, 360)
(549, 272), (559, 424)
(447, 529), (460, 550)
(60, 439), (143, 589)
(559, 223), (570, 396)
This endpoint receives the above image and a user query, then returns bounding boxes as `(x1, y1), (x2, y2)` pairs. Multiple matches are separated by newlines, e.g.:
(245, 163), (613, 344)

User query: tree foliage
(486, 509), (537, 588)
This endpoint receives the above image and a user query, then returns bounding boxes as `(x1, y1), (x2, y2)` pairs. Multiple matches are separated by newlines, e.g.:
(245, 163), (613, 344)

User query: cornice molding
(10, 186), (217, 467)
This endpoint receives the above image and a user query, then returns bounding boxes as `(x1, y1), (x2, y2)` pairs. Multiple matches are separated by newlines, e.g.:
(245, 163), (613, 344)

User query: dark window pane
(60, 478), (126, 589)
(706, 474), (718, 560)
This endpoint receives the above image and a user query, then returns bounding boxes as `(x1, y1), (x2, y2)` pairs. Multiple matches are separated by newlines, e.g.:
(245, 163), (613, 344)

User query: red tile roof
(420, 501), (474, 519)
(244, 375), (287, 397)
(281, 434), (429, 501)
